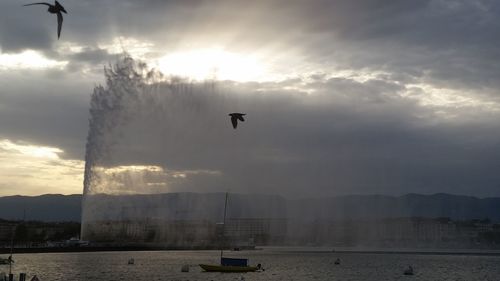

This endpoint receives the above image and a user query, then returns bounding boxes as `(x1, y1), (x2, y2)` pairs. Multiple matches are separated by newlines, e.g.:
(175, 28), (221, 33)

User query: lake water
(2, 248), (500, 281)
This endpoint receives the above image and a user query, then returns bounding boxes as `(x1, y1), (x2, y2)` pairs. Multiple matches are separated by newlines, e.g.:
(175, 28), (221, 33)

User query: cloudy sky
(1, 0), (500, 197)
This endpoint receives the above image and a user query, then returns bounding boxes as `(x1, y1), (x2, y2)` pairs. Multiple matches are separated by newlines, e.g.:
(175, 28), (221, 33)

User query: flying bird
(228, 113), (246, 129)
(23, 1), (67, 39)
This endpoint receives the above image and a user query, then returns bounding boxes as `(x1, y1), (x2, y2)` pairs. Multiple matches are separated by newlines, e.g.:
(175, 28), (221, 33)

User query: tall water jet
(80, 56), (287, 247)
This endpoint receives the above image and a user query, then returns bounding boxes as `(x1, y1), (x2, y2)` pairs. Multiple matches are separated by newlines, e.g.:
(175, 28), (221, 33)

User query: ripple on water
(2, 250), (500, 281)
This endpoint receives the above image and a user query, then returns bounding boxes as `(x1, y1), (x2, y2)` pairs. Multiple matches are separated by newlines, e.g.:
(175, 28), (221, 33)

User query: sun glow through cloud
(0, 139), (83, 196)
(157, 49), (266, 82)
(0, 50), (67, 70)
(88, 164), (221, 195)
(0, 139), (63, 159)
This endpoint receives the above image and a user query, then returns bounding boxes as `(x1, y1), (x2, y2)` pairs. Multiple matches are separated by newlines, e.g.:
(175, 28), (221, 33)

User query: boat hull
(199, 264), (258, 272)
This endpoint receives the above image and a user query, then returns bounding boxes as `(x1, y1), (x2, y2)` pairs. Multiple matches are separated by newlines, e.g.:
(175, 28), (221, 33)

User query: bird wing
(23, 2), (51, 7)
(237, 115), (245, 122)
(231, 116), (238, 128)
(57, 11), (63, 39)
(55, 1), (67, 13)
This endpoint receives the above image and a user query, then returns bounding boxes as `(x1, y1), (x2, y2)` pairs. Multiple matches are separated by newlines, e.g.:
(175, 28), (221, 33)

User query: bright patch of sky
(0, 50), (67, 70)
(89, 165), (221, 195)
(0, 139), (83, 196)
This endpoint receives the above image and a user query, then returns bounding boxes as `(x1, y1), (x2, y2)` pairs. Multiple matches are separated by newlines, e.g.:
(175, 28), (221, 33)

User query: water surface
(2, 249), (499, 281)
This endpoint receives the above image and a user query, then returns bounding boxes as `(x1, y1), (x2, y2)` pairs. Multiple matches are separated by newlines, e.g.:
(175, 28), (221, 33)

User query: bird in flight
(229, 113), (246, 129)
(23, 1), (67, 39)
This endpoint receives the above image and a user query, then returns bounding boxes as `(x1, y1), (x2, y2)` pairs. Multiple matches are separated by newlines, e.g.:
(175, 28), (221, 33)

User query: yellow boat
(199, 264), (258, 273)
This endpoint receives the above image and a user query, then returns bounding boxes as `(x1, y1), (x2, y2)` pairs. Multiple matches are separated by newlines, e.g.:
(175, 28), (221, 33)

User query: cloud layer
(1, 0), (500, 196)
(81, 57), (500, 198)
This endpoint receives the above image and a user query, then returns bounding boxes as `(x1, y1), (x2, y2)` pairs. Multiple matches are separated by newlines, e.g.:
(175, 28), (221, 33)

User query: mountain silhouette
(0, 193), (499, 222)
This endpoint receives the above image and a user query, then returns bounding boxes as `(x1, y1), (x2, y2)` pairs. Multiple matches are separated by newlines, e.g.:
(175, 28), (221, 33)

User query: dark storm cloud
(69, 47), (115, 64)
(0, 1), (53, 52)
(0, 71), (91, 159)
(63, 47), (119, 74)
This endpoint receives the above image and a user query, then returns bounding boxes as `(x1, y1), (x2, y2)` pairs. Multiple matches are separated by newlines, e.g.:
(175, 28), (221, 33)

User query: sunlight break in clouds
(0, 139), (83, 196)
(0, 50), (67, 70)
(405, 83), (500, 112)
(157, 48), (266, 81)
(89, 165), (221, 195)
(0, 139), (62, 159)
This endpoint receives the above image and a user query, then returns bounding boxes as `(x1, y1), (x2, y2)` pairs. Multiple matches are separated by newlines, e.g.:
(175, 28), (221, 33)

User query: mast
(220, 192), (229, 260)
(8, 225), (15, 275)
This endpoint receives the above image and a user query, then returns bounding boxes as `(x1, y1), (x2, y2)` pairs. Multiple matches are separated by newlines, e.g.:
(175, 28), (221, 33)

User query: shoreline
(2, 246), (500, 256)
(0, 246), (220, 254)
(305, 249), (500, 256)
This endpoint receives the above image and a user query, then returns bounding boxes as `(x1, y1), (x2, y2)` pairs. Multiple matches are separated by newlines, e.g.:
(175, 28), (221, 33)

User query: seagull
(23, 1), (67, 39)
(228, 113), (246, 129)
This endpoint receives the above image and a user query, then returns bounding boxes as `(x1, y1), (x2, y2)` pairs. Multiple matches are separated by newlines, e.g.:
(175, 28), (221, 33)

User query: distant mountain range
(1, 193), (500, 222)
(0, 194), (82, 222)
(288, 193), (500, 222)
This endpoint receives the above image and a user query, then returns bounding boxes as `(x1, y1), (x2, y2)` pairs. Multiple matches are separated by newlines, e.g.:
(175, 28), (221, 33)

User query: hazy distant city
(2, 192), (500, 252)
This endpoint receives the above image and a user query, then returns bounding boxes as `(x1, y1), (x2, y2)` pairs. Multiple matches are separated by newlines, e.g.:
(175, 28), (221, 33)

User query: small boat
(199, 193), (263, 273)
(127, 258), (135, 265)
(199, 264), (259, 273)
(334, 258), (340, 265)
(200, 258), (261, 273)
(404, 265), (414, 275)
